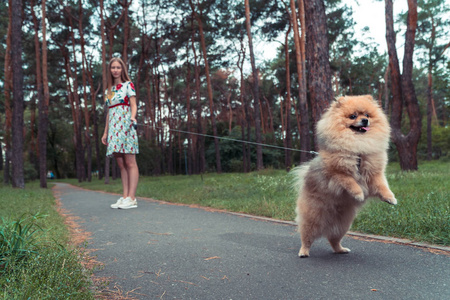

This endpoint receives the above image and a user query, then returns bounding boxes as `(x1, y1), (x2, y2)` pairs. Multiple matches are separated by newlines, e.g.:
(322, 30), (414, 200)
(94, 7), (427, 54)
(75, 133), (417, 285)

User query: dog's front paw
(354, 192), (365, 202)
(382, 196), (397, 205)
(380, 190), (397, 205)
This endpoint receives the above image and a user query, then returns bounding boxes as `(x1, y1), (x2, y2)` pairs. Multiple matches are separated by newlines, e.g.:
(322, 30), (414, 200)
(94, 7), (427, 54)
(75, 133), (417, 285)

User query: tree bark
(245, 0), (263, 170)
(30, 0), (41, 174)
(100, 0), (109, 182)
(39, 0), (50, 187)
(11, 0), (25, 188)
(284, 17), (292, 171)
(3, 0), (12, 184)
(291, 0), (310, 162)
(385, 0), (421, 170)
(304, 0), (333, 148)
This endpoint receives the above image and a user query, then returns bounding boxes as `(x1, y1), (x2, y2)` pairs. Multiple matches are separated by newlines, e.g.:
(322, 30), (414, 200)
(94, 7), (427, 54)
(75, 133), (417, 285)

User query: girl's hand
(101, 133), (108, 145)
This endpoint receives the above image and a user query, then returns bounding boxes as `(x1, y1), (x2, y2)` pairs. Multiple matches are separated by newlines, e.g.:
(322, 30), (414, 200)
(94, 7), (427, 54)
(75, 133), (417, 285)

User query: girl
(102, 57), (139, 209)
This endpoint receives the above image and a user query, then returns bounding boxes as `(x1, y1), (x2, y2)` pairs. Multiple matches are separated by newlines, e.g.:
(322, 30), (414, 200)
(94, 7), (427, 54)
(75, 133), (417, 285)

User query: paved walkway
(54, 183), (449, 299)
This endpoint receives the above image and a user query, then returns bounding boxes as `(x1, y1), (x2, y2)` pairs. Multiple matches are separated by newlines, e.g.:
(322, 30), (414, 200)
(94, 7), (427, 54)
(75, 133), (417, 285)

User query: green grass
(0, 182), (94, 299)
(68, 161), (449, 246)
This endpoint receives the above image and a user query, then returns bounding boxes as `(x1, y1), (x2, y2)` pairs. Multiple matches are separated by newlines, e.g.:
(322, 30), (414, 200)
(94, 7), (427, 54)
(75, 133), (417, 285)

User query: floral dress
(105, 81), (139, 157)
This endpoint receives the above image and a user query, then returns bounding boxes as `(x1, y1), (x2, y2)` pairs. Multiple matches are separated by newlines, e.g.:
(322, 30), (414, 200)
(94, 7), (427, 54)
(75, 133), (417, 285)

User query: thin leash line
(134, 123), (319, 155)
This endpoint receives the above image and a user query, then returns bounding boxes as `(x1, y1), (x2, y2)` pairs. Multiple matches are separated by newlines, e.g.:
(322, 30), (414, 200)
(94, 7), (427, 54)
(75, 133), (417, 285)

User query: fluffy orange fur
(292, 95), (397, 258)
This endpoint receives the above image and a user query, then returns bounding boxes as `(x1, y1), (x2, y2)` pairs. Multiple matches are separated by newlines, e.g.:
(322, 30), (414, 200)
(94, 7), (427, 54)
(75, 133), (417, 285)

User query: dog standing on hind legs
(292, 95), (397, 258)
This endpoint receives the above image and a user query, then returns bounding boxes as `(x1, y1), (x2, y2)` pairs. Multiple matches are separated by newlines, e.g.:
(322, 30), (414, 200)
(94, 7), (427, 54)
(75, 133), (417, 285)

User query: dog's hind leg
(298, 234), (314, 258)
(328, 235), (351, 254)
(298, 224), (320, 258)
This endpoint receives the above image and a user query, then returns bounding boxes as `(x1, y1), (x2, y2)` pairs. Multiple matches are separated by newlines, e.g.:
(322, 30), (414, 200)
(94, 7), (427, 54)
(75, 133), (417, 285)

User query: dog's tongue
(362, 127), (370, 131)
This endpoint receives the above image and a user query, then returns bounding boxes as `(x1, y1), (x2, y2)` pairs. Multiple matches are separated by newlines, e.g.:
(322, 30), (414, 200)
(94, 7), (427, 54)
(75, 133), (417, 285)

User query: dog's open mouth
(350, 126), (370, 133)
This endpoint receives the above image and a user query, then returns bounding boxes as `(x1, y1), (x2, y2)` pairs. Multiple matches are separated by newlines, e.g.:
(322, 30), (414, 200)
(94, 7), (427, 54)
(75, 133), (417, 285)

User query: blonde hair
(106, 57), (131, 101)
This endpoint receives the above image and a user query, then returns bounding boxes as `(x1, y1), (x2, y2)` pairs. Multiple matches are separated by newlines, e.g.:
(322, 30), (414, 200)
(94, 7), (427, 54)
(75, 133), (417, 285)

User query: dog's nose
(361, 118), (369, 126)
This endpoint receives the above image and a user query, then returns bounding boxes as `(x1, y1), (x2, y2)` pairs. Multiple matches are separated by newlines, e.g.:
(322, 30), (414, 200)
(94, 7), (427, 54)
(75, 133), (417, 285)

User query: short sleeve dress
(105, 81), (139, 157)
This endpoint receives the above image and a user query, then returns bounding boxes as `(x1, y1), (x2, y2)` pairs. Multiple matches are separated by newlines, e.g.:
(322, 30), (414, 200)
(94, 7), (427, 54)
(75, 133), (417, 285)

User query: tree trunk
(385, 0), (421, 170)
(11, 0), (25, 188)
(77, 0), (92, 181)
(100, 0), (108, 181)
(3, 0), (12, 184)
(118, 0), (131, 66)
(291, 0), (310, 162)
(237, 38), (250, 172)
(30, 0), (41, 175)
(67, 14), (85, 182)
(304, 0), (333, 146)
(426, 68), (432, 160)
(39, 0), (50, 187)
(190, 13), (205, 174)
(284, 19), (292, 171)
(426, 17), (436, 161)
(245, 0), (263, 170)
(185, 57), (193, 175)
(189, 0), (222, 173)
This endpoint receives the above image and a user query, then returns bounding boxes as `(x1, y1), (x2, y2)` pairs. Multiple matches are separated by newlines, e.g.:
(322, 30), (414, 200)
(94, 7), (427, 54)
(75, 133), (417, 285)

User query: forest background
(1, 0), (449, 189)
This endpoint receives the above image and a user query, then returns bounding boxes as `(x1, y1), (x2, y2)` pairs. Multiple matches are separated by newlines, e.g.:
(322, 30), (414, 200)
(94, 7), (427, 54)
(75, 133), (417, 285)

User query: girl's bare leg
(124, 154), (139, 200)
(114, 154), (129, 198)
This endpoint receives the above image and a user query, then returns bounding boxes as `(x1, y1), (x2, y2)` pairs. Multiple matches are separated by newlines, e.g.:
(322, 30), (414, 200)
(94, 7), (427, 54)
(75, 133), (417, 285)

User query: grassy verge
(68, 161), (449, 246)
(0, 181), (94, 299)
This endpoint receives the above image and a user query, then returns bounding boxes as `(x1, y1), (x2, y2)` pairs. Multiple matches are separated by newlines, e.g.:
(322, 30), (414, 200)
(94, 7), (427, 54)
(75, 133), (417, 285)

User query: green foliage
(418, 124), (450, 160)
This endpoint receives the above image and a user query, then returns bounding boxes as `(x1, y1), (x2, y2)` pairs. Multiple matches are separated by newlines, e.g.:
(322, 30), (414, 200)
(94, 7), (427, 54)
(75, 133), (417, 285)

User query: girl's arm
(130, 96), (137, 123)
(101, 110), (109, 145)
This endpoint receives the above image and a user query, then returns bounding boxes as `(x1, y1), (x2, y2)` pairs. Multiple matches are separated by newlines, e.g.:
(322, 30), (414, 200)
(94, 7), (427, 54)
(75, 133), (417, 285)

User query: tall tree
(244, 0), (263, 170)
(40, 0), (50, 187)
(189, 0), (222, 173)
(416, 0), (450, 160)
(10, 0), (25, 188)
(100, 0), (110, 182)
(385, 0), (422, 170)
(31, 0), (42, 180)
(3, 0), (13, 184)
(283, 13), (292, 170)
(118, 0), (132, 66)
(304, 0), (333, 148)
(289, 0), (309, 162)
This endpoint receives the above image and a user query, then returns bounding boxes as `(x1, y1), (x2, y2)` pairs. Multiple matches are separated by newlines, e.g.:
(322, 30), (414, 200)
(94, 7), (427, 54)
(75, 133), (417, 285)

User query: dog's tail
(290, 164), (310, 225)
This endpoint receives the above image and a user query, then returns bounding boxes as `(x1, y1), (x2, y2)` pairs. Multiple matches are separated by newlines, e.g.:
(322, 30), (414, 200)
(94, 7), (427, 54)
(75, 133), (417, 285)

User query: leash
(132, 121), (319, 155)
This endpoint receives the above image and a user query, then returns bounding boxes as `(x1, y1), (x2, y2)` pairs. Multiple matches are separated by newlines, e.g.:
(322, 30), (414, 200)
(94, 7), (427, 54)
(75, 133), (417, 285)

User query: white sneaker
(118, 197), (137, 209)
(110, 197), (125, 209)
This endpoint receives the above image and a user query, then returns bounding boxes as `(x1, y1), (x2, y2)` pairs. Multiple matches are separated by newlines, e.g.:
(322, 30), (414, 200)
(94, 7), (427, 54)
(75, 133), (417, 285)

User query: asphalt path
(54, 183), (450, 299)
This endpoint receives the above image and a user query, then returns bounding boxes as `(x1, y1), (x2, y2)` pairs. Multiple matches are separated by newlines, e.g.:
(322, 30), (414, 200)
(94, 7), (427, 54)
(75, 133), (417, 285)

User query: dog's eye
(365, 113), (370, 118)
(349, 115), (357, 120)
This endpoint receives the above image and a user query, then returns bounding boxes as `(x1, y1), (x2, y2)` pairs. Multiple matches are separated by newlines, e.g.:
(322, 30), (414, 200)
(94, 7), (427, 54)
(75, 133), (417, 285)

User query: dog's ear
(363, 94), (381, 107)
(335, 96), (346, 108)
(364, 95), (376, 103)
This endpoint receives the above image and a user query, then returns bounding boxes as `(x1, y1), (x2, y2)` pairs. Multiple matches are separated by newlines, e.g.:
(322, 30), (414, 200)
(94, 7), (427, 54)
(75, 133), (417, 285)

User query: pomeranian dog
(292, 95), (397, 258)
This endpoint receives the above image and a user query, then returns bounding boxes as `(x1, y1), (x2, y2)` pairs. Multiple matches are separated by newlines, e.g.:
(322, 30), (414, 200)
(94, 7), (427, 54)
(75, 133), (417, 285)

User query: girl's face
(110, 61), (122, 80)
